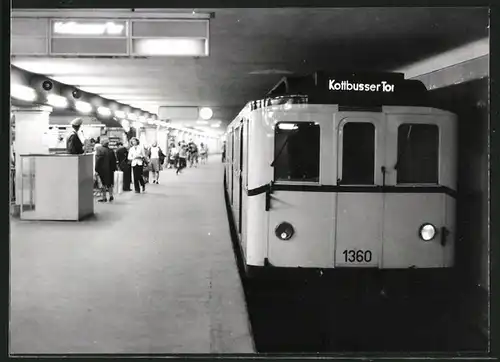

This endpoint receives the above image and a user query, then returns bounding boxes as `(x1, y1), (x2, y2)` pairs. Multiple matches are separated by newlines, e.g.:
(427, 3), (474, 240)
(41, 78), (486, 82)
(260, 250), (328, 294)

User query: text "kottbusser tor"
(329, 79), (396, 92)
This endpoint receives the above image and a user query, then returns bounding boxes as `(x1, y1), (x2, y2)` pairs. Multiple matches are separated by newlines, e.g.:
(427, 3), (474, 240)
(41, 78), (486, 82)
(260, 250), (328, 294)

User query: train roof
(260, 71), (430, 108)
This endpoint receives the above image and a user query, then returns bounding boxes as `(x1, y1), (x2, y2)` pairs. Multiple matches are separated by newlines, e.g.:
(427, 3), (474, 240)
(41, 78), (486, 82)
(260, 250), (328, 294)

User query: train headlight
(275, 222), (295, 240)
(419, 223), (437, 241)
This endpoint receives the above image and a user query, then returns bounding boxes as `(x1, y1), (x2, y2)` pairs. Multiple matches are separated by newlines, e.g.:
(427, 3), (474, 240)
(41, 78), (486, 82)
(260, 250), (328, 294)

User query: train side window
(273, 122), (320, 182)
(340, 122), (375, 185)
(396, 124), (439, 184)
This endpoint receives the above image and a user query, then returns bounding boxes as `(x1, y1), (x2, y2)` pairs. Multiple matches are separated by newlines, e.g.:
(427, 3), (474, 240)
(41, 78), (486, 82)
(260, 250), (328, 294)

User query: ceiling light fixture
(97, 106), (112, 117)
(11, 84), (37, 102)
(199, 107), (213, 120)
(47, 94), (68, 108)
(115, 110), (126, 119)
(75, 100), (92, 114)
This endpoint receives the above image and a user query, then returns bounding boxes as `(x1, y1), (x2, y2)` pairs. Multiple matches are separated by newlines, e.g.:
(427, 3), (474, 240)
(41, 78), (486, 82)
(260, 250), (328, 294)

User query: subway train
(224, 71), (457, 281)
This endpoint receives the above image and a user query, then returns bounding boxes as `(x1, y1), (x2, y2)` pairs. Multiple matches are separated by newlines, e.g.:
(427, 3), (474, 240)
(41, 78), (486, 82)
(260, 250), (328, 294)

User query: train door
(381, 116), (447, 268)
(230, 130), (235, 205)
(232, 124), (241, 224)
(238, 123), (244, 234)
(334, 115), (385, 268)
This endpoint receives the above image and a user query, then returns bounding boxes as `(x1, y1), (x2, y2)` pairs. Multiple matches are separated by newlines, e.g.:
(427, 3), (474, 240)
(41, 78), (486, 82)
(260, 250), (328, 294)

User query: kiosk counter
(19, 153), (94, 221)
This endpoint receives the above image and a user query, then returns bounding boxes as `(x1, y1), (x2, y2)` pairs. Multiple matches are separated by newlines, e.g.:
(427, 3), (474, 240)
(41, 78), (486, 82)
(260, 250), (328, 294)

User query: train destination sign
(53, 21), (126, 36)
(328, 79), (395, 93)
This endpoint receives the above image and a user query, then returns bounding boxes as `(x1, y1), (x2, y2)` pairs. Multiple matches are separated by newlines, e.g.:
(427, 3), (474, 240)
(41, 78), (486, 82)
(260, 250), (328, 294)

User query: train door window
(273, 122), (320, 182)
(340, 122), (375, 185)
(396, 124), (439, 184)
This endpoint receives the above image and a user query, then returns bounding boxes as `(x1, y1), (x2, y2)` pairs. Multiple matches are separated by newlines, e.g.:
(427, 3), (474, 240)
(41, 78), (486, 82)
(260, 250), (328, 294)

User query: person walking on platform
(148, 141), (166, 184)
(66, 118), (85, 155)
(167, 142), (178, 169)
(187, 140), (199, 168)
(176, 143), (188, 175)
(199, 142), (208, 164)
(221, 141), (226, 163)
(116, 142), (131, 192)
(128, 137), (147, 193)
(95, 139), (117, 202)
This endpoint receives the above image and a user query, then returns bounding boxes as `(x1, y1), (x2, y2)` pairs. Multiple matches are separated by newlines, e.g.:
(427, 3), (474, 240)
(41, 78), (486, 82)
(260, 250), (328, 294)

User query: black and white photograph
(8, 4), (491, 356)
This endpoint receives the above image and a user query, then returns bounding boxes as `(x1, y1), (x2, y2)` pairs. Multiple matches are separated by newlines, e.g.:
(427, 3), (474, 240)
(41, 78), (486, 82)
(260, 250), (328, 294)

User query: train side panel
(245, 194), (268, 267)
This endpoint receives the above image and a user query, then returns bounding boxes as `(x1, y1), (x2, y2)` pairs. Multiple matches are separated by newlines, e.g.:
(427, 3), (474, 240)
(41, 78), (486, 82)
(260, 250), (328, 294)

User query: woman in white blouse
(127, 137), (147, 193)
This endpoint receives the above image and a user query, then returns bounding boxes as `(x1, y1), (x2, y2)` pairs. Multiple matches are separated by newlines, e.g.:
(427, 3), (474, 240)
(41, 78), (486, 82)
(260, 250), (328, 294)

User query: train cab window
(340, 122), (375, 185)
(273, 122), (320, 182)
(396, 124), (439, 184)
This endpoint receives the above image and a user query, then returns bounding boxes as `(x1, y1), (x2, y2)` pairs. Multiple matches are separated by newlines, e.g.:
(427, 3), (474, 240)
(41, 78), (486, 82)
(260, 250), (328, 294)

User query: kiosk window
(273, 122), (320, 182)
(341, 122), (375, 185)
(397, 124), (439, 184)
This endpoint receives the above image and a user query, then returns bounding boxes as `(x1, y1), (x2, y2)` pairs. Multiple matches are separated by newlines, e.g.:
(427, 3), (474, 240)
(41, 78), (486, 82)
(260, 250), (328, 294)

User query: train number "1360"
(342, 250), (373, 263)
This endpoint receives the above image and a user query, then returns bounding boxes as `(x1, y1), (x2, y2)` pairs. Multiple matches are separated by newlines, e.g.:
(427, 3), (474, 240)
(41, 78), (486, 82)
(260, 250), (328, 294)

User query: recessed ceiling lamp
(128, 113), (137, 121)
(97, 106), (112, 117)
(11, 84), (37, 102)
(199, 107), (213, 120)
(75, 101), (92, 114)
(47, 94), (68, 108)
(115, 110), (126, 119)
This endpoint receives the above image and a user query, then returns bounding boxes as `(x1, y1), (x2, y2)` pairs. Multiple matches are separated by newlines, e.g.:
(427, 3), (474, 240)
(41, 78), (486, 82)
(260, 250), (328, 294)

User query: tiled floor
(10, 157), (254, 354)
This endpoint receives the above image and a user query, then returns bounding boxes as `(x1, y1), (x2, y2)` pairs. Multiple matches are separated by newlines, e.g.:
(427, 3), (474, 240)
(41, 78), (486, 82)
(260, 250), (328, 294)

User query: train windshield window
(397, 124), (439, 184)
(274, 122), (320, 182)
(341, 122), (375, 185)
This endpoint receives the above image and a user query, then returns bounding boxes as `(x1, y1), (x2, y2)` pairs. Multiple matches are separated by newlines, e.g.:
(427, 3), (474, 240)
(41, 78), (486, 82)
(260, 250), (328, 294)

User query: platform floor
(10, 156), (254, 354)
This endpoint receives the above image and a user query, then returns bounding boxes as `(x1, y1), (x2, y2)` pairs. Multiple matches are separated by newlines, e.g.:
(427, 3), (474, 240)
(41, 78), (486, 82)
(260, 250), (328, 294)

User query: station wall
(429, 77), (489, 292)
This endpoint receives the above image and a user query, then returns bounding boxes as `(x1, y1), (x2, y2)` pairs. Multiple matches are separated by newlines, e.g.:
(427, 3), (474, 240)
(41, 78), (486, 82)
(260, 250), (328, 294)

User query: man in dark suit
(66, 118), (85, 154)
(115, 141), (131, 191)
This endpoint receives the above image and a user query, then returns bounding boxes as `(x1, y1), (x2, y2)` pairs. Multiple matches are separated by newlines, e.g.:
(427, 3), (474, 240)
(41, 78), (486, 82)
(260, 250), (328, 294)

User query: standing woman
(115, 141), (131, 192)
(127, 137), (147, 193)
(95, 141), (116, 202)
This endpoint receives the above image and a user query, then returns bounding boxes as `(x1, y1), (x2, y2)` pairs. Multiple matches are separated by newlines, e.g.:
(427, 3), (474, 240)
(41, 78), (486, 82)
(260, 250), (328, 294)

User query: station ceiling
(11, 7), (489, 129)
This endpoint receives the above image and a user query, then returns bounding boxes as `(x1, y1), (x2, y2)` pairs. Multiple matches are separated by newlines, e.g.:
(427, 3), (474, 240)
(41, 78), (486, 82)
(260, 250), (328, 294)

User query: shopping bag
(114, 170), (123, 195)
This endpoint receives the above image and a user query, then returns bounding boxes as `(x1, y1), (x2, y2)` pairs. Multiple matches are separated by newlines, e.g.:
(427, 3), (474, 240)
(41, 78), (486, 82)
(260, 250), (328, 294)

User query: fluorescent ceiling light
(11, 84), (37, 102)
(138, 116), (146, 122)
(47, 94), (68, 108)
(196, 120), (209, 125)
(210, 123), (220, 128)
(277, 123), (298, 130)
(199, 107), (213, 120)
(133, 38), (207, 56)
(128, 114), (137, 121)
(133, 122), (143, 129)
(53, 21), (125, 36)
(115, 110), (126, 119)
(75, 101), (92, 114)
(97, 106), (112, 117)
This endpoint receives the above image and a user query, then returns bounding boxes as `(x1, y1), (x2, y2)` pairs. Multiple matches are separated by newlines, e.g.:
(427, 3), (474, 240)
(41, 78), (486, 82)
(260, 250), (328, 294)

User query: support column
(12, 105), (52, 206)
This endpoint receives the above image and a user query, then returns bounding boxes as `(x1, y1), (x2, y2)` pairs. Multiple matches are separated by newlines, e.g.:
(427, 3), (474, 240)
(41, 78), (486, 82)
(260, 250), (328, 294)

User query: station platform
(10, 156), (255, 354)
